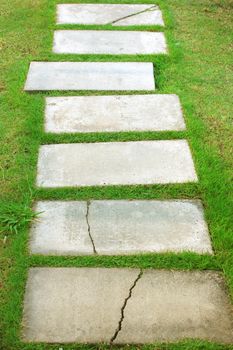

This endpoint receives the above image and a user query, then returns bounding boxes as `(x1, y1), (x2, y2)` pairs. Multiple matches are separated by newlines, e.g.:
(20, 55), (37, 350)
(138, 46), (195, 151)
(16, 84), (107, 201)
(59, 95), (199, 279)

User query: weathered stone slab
(22, 268), (233, 344)
(89, 200), (212, 255)
(45, 95), (185, 133)
(30, 201), (93, 255)
(36, 140), (198, 188)
(115, 270), (233, 344)
(22, 268), (140, 343)
(24, 62), (155, 91)
(53, 30), (167, 55)
(29, 200), (212, 255)
(56, 4), (164, 26)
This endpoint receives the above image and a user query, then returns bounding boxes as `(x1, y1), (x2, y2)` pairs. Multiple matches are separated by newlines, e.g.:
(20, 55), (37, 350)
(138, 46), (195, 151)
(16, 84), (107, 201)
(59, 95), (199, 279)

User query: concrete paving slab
(56, 4), (164, 26)
(45, 95), (185, 133)
(53, 30), (167, 55)
(22, 268), (140, 343)
(22, 268), (233, 344)
(30, 201), (94, 255)
(24, 62), (155, 91)
(89, 200), (212, 255)
(115, 270), (233, 344)
(29, 200), (212, 255)
(36, 140), (198, 188)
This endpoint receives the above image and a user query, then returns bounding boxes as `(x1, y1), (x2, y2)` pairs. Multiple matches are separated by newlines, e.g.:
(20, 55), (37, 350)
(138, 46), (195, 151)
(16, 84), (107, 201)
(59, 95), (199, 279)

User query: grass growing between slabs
(0, 0), (233, 349)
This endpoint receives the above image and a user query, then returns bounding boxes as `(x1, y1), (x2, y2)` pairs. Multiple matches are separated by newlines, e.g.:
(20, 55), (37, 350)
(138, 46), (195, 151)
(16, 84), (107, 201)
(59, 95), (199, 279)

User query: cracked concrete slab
(29, 201), (94, 255)
(56, 4), (164, 26)
(36, 140), (198, 188)
(114, 270), (233, 344)
(22, 268), (233, 344)
(45, 94), (185, 133)
(53, 30), (167, 55)
(24, 62), (155, 91)
(29, 200), (212, 255)
(22, 267), (140, 343)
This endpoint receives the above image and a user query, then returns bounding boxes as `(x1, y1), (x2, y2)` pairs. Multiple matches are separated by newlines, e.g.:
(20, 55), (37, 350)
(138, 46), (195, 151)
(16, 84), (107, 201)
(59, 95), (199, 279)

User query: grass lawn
(0, 0), (233, 349)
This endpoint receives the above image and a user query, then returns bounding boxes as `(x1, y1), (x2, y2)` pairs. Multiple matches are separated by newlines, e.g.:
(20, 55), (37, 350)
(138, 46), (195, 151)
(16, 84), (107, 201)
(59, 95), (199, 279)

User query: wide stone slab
(22, 268), (233, 344)
(22, 268), (140, 343)
(89, 200), (212, 255)
(30, 200), (212, 255)
(24, 62), (155, 91)
(30, 201), (93, 255)
(53, 30), (167, 55)
(116, 270), (233, 344)
(36, 140), (198, 188)
(45, 95), (185, 133)
(57, 4), (164, 26)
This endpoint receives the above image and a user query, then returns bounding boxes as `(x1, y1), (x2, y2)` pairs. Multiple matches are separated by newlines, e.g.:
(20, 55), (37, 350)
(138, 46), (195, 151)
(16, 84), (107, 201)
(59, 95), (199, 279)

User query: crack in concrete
(108, 5), (157, 25)
(86, 200), (97, 254)
(110, 269), (143, 345)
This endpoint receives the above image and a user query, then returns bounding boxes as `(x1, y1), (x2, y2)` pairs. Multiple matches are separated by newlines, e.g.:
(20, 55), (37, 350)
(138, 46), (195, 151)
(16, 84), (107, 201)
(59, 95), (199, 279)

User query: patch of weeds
(0, 202), (40, 236)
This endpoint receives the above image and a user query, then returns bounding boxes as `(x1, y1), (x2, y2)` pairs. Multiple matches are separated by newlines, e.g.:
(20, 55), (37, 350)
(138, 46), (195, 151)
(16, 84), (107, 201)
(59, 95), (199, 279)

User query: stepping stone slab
(36, 140), (198, 188)
(56, 4), (164, 26)
(116, 270), (233, 344)
(22, 268), (233, 343)
(53, 30), (167, 55)
(30, 200), (212, 255)
(30, 201), (94, 255)
(24, 62), (155, 91)
(88, 200), (212, 255)
(22, 267), (140, 343)
(45, 95), (186, 133)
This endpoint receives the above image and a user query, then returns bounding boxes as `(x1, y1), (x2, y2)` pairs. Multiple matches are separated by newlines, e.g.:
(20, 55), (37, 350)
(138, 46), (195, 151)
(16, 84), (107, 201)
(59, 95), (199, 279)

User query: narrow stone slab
(36, 140), (198, 188)
(57, 4), (164, 26)
(53, 30), (167, 55)
(30, 201), (93, 255)
(89, 200), (212, 255)
(30, 200), (212, 255)
(22, 268), (233, 344)
(22, 268), (140, 343)
(115, 270), (233, 344)
(45, 95), (185, 133)
(24, 62), (155, 91)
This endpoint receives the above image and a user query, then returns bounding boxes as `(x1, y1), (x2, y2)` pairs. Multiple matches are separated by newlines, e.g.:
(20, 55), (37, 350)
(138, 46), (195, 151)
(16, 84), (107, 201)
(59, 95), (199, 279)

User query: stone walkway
(22, 3), (233, 345)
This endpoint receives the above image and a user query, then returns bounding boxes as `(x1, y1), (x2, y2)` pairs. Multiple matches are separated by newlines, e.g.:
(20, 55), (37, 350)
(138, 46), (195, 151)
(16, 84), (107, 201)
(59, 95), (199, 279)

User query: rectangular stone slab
(53, 30), (167, 55)
(22, 268), (233, 344)
(56, 4), (164, 26)
(45, 95), (186, 133)
(30, 201), (94, 255)
(89, 200), (212, 255)
(36, 140), (198, 187)
(114, 270), (233, 344)
(30, 200), (212, 255)
(24, 62), (155, 91)
(22, 268), (140, 343)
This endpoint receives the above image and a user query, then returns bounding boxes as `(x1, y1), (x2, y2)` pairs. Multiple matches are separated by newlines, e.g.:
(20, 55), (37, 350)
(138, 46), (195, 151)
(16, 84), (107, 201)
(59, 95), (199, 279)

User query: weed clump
(0, 203), (40, 235)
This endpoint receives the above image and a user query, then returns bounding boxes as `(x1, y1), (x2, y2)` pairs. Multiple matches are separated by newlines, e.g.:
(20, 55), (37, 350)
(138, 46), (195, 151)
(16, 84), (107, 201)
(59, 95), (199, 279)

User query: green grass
(0, 0), (233, 349)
